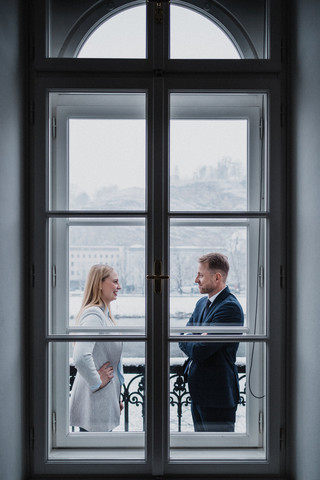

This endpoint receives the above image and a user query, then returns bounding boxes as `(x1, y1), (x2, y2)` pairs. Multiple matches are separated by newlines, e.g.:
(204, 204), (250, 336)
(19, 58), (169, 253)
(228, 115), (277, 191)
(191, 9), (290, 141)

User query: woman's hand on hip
(97, 361), (114, 389)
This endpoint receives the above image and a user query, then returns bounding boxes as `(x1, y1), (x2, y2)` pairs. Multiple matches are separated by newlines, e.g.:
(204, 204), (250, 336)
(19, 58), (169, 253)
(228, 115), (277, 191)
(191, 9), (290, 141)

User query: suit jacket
(179, 286), (244, 409)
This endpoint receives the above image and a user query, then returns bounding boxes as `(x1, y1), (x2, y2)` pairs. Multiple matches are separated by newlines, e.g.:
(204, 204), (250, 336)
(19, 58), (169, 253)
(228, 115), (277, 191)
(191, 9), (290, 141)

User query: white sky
(69, 119), (247, 196)
(78, 4), (240, 59)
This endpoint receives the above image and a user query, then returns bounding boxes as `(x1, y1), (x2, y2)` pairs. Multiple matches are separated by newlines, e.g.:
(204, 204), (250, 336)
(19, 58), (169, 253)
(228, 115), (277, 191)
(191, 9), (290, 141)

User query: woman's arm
(73, 310), (113, 391)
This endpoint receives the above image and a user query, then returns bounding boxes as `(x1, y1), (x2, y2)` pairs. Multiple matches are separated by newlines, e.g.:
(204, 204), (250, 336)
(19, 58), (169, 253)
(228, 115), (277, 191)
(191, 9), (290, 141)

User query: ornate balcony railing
(70, 363), (246, 432)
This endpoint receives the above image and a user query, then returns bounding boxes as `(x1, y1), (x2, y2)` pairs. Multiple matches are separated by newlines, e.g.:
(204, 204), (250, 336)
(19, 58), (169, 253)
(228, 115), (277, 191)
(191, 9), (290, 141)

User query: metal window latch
(258, 265), (264, 288)
(146, 259), (169, 294)
(259, 411), (263, 433)
(155, 2), (163, 23)
(52, 265), (57, 288)
(52, 411), (57, 434)
(147, 0), (170, 24)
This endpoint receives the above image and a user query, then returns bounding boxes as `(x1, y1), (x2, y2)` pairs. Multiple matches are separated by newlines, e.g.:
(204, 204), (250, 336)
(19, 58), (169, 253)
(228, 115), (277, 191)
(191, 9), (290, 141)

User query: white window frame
(48, 91), (267, 453)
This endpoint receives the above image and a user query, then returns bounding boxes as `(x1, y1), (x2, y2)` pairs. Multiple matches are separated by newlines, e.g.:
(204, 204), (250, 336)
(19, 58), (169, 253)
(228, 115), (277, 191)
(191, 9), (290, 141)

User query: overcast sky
(71, 4), (245, 198)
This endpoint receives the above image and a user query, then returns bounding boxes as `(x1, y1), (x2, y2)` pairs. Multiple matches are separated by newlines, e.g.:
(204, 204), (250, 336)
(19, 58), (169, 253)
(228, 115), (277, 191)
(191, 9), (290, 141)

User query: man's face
(195, 262), (222, 297)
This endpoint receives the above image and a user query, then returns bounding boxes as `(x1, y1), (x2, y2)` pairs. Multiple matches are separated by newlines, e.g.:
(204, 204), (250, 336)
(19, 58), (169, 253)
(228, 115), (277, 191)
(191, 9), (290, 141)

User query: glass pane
(169, 219), (267, 336)
(170, 93), (265, 212)
(70, 342), (145, 433)
(170, 119), (247, 211)
(48, 2), (146, 58)
(169, 341), (266, 453)
(69, 118), (146, 211)
(49, 218), (146, 335)
(50, 92), (146, 211)
(77, 6), (146, 59)
(50, 341), (146, 453)
(170, 5), (240, 59)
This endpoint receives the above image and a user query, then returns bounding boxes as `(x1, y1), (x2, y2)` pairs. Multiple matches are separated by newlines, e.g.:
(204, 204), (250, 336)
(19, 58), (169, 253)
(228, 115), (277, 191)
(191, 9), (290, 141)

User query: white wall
(0, 0), (26, 479)
(289, 0), (320, 479)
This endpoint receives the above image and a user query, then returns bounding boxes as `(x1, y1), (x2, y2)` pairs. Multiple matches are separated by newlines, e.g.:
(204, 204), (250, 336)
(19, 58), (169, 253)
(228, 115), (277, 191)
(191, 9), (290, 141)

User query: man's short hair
(198, 252), (229, 277)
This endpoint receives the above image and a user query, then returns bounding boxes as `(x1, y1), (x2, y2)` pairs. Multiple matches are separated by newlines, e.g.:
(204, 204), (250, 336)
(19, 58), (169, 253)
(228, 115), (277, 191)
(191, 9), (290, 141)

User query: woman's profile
(70, 264), (124, 432)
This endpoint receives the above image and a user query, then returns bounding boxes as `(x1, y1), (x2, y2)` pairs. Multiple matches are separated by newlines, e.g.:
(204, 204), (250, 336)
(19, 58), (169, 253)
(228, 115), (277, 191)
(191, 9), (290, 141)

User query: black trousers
(191, 402), (237, 432)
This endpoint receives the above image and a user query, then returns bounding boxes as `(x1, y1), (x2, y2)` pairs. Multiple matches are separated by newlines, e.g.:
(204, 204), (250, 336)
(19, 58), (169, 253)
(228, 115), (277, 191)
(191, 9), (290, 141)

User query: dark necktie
(204, 298), (212, 315)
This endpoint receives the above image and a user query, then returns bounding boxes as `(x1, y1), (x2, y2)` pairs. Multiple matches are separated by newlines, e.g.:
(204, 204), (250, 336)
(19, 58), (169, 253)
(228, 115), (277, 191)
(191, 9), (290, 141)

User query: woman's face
(100, 270), (121, 304)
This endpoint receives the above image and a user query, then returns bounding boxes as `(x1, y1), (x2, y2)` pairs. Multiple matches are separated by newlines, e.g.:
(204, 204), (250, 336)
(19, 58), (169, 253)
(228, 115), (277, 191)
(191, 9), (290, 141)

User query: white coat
(69, 306), (123, 432)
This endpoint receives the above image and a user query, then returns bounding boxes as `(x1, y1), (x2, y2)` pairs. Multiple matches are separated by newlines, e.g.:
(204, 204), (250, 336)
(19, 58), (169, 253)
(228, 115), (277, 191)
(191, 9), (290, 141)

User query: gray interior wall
(289, 0), (320, 479)
(2, 0), (320, 479)
(0, 0), (26, 479)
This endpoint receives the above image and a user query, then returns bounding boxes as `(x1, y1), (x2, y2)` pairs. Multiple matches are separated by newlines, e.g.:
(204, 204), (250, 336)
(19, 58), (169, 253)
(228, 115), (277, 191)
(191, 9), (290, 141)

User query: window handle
(146, 259), (169, 294)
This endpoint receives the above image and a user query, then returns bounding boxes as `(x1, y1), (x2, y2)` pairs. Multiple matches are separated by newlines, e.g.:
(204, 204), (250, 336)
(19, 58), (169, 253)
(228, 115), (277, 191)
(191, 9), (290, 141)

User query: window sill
(48, 447), (266, 462)
(48, 447), (145, 461)
(170, 447), (266, 461)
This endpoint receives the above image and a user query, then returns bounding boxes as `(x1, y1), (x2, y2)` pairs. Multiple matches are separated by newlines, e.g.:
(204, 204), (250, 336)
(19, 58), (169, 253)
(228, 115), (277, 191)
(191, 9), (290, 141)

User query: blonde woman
(70, 264), (124, 432)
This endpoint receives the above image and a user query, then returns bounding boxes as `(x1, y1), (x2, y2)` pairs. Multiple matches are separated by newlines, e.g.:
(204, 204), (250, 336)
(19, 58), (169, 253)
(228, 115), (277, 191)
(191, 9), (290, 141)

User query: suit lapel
(204, 286), (231, 322)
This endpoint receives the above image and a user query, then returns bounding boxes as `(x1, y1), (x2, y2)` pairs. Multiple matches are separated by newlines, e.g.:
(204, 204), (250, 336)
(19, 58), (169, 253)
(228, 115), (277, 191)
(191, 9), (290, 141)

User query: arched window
(51, 0), (264, 59)
(75, 3), (241, 60)
(170, 4), (241, 59)
(77, 5), (147, 59)
(31, 0), (284, 477)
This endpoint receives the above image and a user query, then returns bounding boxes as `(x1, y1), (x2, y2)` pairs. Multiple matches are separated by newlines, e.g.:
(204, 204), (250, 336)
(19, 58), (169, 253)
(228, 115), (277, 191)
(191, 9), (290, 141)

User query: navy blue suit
(179, 286), (244, 430)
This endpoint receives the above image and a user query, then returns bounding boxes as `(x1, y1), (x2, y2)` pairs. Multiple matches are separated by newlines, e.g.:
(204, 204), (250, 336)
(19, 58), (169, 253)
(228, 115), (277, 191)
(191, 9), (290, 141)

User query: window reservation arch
(52, 0), (263, 59)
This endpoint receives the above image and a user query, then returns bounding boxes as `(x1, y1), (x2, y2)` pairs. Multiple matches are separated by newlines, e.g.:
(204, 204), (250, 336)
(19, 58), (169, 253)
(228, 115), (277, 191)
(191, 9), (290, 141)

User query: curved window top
(48, 0), (266, 59)
(77, 5), (146, 59)
(170, 5), (241, 59)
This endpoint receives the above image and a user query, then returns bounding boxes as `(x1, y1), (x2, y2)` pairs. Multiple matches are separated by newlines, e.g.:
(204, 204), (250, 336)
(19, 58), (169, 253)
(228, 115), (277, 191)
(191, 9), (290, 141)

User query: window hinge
(281, 38), (287, 63)
(30, 101), (35, 126)
(30, 36), (35, 62)
(259, 411), (263, 434)
(259, 116), (264, 139)
(280, 427), (285, 451)
(31, 264), (35, 288)
(30, 427), (34, 451)
(52, 116), (56, 139)
(280, 265), (285, 289)
(280, 103), (286, 127)
(52, 265), (57, 288)
(52, 411), (57, 434)
(258, 265), (264, 288)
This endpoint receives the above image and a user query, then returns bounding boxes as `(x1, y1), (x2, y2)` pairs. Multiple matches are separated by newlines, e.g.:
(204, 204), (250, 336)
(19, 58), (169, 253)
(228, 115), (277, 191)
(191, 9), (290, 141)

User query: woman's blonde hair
(76, 264), (116, 324)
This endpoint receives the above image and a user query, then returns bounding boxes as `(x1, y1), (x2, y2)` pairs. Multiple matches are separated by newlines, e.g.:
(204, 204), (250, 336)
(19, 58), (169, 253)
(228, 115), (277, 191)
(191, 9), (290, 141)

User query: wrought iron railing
(70, 363), (246, 432)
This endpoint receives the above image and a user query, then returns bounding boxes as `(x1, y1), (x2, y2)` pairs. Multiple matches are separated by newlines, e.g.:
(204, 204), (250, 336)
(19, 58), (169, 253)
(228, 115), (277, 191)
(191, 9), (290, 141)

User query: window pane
(170, 5), (240, 59)
(169, 219), (267, 336)
(170, 93), (265, 212)
(50, 341), (146, 454)
(49, 218), (145, 335)
(48, 3), (147, 58)
(170, 119), (247, 211)
(169, 341), (266, 454)
(77, 6), (146, 59)
(50, 92), (146, 211)
(69, 118), (146, 210)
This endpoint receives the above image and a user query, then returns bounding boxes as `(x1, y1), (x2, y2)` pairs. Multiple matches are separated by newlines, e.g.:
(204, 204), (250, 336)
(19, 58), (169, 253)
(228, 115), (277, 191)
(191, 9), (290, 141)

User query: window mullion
(147, 75), (169, 475)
